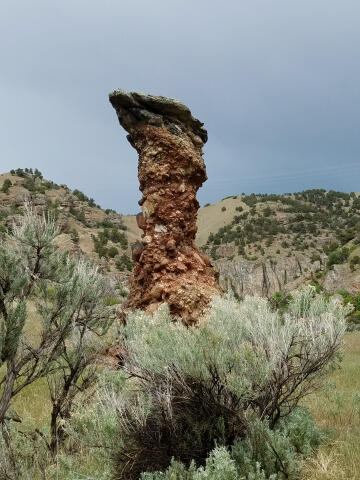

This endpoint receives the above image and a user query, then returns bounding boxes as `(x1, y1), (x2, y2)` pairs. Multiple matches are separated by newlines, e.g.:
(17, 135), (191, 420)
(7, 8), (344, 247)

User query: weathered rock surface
(322, 264), (360, 294)
(109, 90), (220, 324)
(216, 254), (360, 298)
(215, 254), (326, 298)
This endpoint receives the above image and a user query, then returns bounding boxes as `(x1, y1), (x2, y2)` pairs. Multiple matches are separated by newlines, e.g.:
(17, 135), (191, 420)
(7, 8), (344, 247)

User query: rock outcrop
(215, 254), (326, 298)
(109, 90), (220, 324)
(322, 264), (360, 294)
(216, 254), (360, 298)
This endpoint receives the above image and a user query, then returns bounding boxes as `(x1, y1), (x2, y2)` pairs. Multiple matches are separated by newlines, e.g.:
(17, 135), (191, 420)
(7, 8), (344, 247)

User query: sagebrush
(113, 288), (347, 478)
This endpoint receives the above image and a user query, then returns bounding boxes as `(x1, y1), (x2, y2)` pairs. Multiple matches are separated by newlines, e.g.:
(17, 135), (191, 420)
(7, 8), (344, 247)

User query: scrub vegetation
(0, 209), (350, 480)
(0, 178), (359, 479)
(203, 190), (360, 265)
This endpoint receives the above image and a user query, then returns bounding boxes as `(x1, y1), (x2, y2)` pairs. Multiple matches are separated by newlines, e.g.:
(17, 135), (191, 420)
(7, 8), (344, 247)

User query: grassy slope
(2, 173), (360, 476)
(3, 171), (359, 286)
(196, 197), (249, 246)
(123, 192), (360, 296)
(0, 172), (132, 274)
(8, 331), (360, 478)
(302, 332), (360, 480)
(124, 192), (360, 245)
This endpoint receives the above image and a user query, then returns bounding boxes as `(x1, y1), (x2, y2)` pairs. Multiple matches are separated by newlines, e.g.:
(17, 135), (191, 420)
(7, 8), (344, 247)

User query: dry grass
(195, 196), (248, 246)
(13, 377), (51, 426)
(301, 332), (360, 479)
(1, 305), (52, 425)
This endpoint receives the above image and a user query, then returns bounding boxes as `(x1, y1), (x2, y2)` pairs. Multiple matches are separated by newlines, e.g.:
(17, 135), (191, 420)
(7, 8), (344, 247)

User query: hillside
(122, 189), (360, 301)
(198, 191), (360, 299)
(1, 170), (360, 305)
(1, 170), (360, 478)
(0, 169), (134, 285)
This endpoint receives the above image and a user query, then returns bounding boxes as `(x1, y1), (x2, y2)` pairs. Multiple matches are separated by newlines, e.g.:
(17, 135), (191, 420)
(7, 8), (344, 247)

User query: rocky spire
(109, 89), (220, 324)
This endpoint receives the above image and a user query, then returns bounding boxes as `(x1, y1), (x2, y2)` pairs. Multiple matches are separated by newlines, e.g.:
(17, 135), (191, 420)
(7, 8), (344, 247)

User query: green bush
(108, 246), (119, 258)
(141, 408), (324, 480)
(92, 228), (128, 258)
(210, 245), (219, 260)
(15, 168), (26, 177)
(69, 206), (87, 225)
(141, 447), (239, 480)
(73, 188), (100, 208)
(337, 290), (360, 330)
(109, 227), (128, 247)
(104, 295), (122, 306)
(231, 408), (323, 479)
(113, 288), (346, 478)
(327, 247), (349, 267)
(99, 217), (115, 228)
(269, 291), (292, 312)
(323, 242), (339, 254)
(263, 206), (272, 217)
(1, 179), (12, 193)
(23, 177), (36, 191)
(70, 228), (79, 244)
(45, 198), (60, 221)
(309, 279), (324, 294)
(0, 205), (114, 473)
(116, 253), (134, 271)
(350, 255), (360, 271)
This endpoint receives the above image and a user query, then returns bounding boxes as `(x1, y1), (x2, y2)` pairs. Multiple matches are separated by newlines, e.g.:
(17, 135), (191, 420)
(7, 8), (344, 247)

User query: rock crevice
(109, 90), (219, 324)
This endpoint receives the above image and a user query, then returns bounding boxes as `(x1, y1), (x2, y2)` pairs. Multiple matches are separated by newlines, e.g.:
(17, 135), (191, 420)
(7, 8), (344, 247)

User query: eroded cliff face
(216, 254), (360, 298)
(109, 90), (220, 324)
(215, 254), (326, 298)
(322, 264), (360, 294)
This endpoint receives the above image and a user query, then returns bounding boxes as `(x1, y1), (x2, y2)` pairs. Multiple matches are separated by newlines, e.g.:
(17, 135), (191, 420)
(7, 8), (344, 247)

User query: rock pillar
(109, 90), (220, 324)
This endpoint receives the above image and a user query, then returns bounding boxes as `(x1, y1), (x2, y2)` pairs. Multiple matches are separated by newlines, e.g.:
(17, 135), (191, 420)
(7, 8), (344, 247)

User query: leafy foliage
(0, 205), (114, 468)
(269, 291), (292, 312)
(1, 179), (12, 194)
(337, 290), (360, 330)
(10, 168), (43, 178)
(73, 188), (98, 208)
(69, 206), (87, 225)
(113, 288), (346, 478)
(141, 408), (324, 480)
(204, 190), (360, 263)
(327, 247), (349, 267)
(116, 253), (134, 271)
(92, 227), (128, 258)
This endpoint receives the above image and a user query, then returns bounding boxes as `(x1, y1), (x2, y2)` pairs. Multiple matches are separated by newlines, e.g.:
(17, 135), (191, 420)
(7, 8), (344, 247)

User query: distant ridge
(1, 170), (359, 302)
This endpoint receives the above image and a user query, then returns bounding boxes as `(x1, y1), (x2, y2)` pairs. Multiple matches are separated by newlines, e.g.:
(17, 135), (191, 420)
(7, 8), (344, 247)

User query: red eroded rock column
(109, 90), (220, 324)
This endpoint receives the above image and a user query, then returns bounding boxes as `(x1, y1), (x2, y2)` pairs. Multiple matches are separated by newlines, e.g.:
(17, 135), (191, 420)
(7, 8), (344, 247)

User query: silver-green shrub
(140, 407), (324, 479)
(114, 288), (347, 478)
(141, 447), (240, 480)
(230, 407), (324, 479)
(0, 204), (115, 478)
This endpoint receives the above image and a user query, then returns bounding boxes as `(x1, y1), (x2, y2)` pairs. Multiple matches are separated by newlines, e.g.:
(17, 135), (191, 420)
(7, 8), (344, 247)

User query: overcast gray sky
(1, 0), (359, 213)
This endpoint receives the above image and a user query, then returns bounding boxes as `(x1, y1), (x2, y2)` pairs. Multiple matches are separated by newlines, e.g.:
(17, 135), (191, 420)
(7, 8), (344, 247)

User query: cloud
(1, 0), (359, 212)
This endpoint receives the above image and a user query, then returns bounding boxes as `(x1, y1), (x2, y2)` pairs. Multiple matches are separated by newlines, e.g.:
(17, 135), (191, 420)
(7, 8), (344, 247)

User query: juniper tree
(1, 179), (12, 194)
(0, 205), (113, 446)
